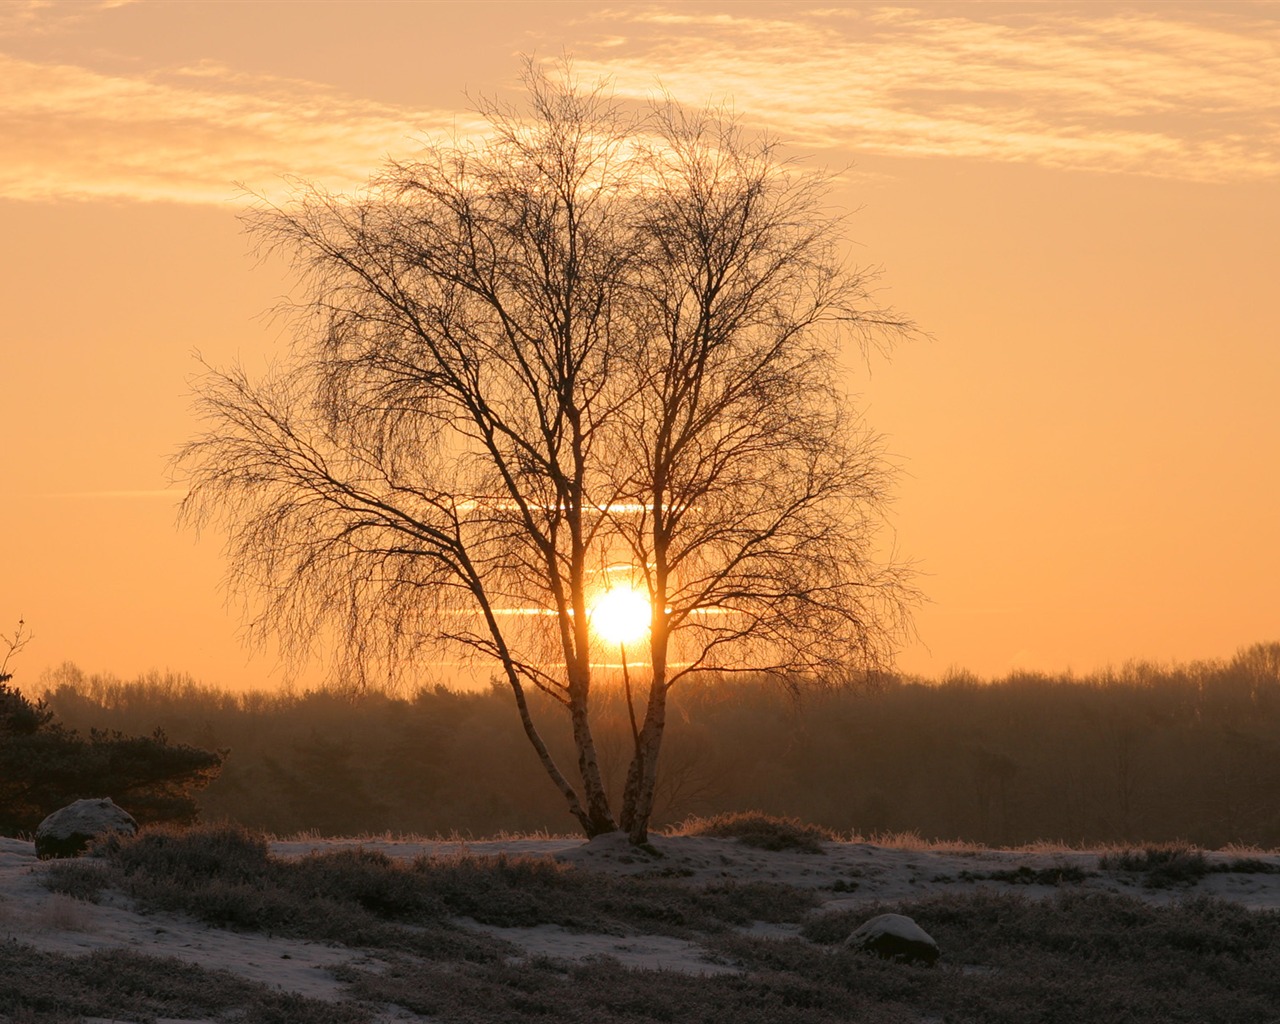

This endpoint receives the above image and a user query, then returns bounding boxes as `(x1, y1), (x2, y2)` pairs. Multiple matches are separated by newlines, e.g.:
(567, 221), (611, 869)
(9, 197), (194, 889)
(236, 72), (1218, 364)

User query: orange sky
(2, 1), (1276, 689)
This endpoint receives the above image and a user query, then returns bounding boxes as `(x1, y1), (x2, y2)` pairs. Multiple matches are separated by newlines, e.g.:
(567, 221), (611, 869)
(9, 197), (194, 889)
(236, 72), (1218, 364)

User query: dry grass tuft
(32, 893), (97, 933)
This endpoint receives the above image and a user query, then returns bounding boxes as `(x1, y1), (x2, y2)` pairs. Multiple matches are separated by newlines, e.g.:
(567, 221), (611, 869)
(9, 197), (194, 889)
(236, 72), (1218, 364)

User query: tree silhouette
(0, 629), (224, 835)
(0, 618), (32, 687)
(177, 63), (914, 842)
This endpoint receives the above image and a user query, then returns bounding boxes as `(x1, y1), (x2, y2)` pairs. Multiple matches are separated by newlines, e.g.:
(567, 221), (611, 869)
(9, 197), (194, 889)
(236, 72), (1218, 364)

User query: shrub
(1099, 844), (1211, 888)
(960, 865), (1095, 885)
(107, 822), (271, 882)
(672, 812), (835, 853)
(42, 860), (112, 903)
(1217, 857), (1280, 875)
(0, 682), (223, 835)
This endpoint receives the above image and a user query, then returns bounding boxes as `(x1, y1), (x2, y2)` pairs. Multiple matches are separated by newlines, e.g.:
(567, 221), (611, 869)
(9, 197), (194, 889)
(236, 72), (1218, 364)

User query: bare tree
(0, 619), (32, 685)
(177, 63), (914, 842)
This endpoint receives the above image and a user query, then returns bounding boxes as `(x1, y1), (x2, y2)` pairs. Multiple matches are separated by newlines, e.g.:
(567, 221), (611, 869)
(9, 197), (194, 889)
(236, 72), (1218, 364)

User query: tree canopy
(0, 680), (224, 835)
(178, 64), (915, 841)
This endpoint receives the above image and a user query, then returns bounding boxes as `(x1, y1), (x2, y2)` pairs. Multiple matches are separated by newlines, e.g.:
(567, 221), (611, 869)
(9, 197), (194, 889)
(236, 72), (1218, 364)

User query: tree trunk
(507, 668), (593, 836)
(620, 620), (670, 843)
(621, 697), (668, 843)
(567, 663), (619, 836)
(481, 600), (597, 836)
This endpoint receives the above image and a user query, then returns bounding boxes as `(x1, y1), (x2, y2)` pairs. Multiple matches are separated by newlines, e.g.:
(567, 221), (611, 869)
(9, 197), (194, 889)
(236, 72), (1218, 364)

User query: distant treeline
(33, 643), (1280, 848)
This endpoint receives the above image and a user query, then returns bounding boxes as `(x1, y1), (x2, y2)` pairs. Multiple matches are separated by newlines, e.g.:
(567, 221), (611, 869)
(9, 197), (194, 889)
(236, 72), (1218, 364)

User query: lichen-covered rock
(34, 798), (137, 859)
(845, 912), (939, 965)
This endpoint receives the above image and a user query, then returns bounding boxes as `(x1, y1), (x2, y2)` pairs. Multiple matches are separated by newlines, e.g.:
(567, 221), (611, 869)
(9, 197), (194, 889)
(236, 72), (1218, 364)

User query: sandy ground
(3, 832), (1279, 1013)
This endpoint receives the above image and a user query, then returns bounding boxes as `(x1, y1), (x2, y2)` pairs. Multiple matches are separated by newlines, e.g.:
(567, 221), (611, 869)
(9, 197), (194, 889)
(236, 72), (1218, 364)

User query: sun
(588, 585), (651, 646)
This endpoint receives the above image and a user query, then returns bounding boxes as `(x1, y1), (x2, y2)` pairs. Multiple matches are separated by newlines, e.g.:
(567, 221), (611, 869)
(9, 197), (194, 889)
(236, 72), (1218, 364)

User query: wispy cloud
(30, 489), (188, 500)
(567, 5), (1280, 183)
(0, 56), (482, 204)
(0, 0), (138, 39)
(2, 4), (1274, 205)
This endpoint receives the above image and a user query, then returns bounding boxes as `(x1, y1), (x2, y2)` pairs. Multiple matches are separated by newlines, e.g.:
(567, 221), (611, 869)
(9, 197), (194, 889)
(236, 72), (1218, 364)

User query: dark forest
(29, 643), (1280, 849)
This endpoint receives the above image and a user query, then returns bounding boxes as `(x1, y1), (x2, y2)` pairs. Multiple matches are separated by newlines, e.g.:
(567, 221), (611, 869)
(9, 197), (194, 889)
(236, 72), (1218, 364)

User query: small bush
(294, 846), (446, 919)
(108, 821), (271, 881)
(673, 812), (835, 853)
(42, 860), (111, 903)
(959, 865), (1095, 886)
(1099, 844), (1210, 888)
(1217, 857), (1280, 875)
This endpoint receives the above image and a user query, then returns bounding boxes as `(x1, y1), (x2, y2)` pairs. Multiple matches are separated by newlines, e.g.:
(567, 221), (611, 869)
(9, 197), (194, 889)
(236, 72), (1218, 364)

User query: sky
(1, 0), (1276, 691)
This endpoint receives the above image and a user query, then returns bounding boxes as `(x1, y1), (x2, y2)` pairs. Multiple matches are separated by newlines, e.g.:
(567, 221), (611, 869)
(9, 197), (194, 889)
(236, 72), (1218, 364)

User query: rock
(34, 798), (138, 859)
(845, 912), (939, 965)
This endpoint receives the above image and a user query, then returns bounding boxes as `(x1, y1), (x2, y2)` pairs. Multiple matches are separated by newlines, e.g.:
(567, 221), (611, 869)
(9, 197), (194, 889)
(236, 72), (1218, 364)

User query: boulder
(845, 912), (939, 965)
(34, 798), (138, 859)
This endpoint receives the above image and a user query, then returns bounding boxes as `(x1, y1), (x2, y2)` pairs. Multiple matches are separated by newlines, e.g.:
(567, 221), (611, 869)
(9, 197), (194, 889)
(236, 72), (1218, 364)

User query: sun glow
(588, 585), (651, 646)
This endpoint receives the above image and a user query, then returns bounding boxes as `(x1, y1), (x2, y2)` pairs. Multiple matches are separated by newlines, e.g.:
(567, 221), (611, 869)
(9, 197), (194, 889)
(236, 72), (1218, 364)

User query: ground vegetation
(21, 822), (1280, 1024)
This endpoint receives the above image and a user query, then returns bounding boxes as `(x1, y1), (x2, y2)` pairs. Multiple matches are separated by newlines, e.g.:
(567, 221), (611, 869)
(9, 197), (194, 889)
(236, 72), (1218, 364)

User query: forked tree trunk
(508, 666), (594, 836)
(620, 622), (671, 843)
(566, 539), (620, 837)
(481, 601), (597, 836)
(567, 665), (619, 836)
(620, 698), (668, 844)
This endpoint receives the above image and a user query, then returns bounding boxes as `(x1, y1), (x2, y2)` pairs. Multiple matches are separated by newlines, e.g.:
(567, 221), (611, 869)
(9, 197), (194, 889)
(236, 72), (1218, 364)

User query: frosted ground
(3, 829), (1280, 1022)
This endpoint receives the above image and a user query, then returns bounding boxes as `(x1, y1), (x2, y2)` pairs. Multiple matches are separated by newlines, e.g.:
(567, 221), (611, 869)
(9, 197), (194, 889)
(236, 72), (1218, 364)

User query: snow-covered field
(4, 830), (1279, 1008)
